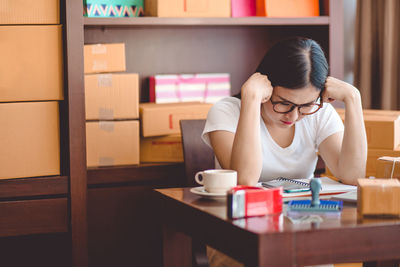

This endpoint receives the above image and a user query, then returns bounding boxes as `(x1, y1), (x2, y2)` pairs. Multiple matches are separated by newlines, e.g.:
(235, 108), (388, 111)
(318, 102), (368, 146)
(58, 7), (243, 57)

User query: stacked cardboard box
(324, 109), (400, 178)
(84, 43), (213, 165)
(0, 0), (62, 179)
(84, 43), (140, 167)
(145, 0), (230, 17)
(140, 135), (184, 163)
(0, 0), (60, 24)
(0, 25), (63, 102)
(256, 0), (319, 17)
(144, 0), (320, 18)
(139, 102), (212, 163)
(376, 157), (400, 180)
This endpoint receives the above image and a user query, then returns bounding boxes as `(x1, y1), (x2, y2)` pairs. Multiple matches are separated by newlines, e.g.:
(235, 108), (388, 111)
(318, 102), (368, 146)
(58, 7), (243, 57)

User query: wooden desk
(156, 188), (400, 267)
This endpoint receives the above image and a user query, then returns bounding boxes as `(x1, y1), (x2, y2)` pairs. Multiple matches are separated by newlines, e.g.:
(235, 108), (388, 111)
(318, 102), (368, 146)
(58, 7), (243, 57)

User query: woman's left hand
(322, 76), (360, 103)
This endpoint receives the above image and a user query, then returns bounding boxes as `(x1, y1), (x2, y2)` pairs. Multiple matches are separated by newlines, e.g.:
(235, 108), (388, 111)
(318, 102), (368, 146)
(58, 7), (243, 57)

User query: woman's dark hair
(256, 37), (328, 91)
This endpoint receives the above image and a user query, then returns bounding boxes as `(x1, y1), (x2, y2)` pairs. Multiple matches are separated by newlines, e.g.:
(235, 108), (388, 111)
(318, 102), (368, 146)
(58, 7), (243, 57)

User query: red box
(228, 186), (283, 219)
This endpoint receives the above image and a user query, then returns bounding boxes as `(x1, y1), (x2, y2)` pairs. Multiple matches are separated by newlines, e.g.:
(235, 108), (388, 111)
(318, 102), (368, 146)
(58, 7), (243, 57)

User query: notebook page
(281, 177), (356, 198)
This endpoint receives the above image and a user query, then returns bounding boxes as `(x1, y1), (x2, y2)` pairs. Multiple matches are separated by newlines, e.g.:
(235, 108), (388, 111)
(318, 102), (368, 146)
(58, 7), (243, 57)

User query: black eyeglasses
(270, 96), (323, 115)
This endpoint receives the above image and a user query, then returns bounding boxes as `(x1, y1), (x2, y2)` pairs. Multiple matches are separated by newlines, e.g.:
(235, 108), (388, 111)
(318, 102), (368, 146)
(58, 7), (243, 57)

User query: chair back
(180, 119), (215, 187)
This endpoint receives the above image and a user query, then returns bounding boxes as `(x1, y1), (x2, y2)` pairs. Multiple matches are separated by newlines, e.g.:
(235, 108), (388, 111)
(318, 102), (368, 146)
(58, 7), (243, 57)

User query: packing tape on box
(99, 121), (115, 132)
(93, 60), (108, 71)
(97, 74), (113, 87)
(99, 157), (114, 166)
(378, 156), (400, 178)
(91, 44), (107, 54)
(99, 108), (114, 120)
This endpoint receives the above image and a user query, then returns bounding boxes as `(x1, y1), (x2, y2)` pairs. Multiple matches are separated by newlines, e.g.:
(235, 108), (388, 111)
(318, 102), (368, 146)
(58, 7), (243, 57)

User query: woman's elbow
(337, 168), (366, 185)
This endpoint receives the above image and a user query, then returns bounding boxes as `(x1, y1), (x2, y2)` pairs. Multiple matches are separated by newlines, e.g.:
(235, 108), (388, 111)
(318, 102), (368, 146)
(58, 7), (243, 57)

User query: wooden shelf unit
(87, 163), (185, 186)
(0, 3), (85, 267)
(81, 1), (356, 267)
(0, 0), (85, 266)
(0, 0), (356, 266)
(84, 16), (330, 26)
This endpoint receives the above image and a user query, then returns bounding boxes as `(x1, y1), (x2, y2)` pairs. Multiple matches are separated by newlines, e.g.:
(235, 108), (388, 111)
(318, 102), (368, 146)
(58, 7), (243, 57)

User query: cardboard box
(365, 115), (399, 150)
(0, 25), (63, 102)
(140, 134), (183, 163)
(0, 0), (60, 24)
(0, 102), (60, 179)
(86, 120), (139, 167)
(84, 0), (144, 17)
(139, 102), (212, 137)
(336, 108), (400, 118)
(367, 149), (400, 177)
(145, 0), (231, 17)
(325, 148), (400, 178)
(256, 0), (319, 17)
(335, 109), (400, 150)
(376, 157), (400, 179)
(84, 43), (126, 74)
(357, 178), (400, 216)
(85, 73), (139, 120)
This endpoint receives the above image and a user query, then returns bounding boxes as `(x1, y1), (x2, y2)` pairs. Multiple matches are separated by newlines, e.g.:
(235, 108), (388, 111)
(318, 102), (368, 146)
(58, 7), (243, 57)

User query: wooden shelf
(0, 176), (68, 200)
(84, 16), (330, 26)
(87, 163), (186, 187)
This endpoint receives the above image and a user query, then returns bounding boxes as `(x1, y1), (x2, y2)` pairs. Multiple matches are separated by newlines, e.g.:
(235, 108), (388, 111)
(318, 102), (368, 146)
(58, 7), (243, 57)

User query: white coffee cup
(194, 169), (237, 194)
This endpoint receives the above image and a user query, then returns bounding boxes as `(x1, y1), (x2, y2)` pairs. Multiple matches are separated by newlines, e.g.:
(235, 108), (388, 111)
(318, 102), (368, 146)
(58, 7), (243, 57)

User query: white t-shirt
(202, 97), (344, 182)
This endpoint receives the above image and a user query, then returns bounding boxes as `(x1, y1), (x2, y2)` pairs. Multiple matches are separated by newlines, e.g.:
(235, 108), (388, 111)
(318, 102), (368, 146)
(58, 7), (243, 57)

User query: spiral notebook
(262, 177), (310, 193)
(262, 177), (357, 198)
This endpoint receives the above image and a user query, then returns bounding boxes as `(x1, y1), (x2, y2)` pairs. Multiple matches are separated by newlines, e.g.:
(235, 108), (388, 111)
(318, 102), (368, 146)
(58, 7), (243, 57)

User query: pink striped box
(231, 0), (256, 17)
(149, 73), (231, 104)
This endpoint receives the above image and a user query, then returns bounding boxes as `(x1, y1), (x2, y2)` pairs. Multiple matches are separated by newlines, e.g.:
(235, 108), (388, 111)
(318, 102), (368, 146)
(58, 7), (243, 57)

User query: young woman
(202, 37), (367, 186)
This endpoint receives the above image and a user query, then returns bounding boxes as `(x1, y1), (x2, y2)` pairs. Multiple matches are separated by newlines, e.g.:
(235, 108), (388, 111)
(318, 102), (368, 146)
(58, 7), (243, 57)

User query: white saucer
(190, 186), (227, 199)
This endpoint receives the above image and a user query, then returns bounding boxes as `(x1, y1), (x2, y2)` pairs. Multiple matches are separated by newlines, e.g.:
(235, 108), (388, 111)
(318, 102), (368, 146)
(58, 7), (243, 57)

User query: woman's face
(262, 85), (321, 128)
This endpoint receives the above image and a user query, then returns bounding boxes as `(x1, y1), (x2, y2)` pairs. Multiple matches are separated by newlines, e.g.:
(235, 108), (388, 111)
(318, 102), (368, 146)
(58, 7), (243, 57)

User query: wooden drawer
(0, 198), (68, 237)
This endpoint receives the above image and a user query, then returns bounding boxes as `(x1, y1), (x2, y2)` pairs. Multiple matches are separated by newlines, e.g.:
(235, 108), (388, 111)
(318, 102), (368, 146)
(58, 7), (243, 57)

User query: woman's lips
(281, 120), (293, 125)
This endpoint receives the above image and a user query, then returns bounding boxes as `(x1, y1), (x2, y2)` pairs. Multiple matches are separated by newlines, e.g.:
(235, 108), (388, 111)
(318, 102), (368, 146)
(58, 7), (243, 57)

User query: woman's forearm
(229, 73), (272, 185)
(231, 95), (263, 186)
(338, 90), (367, 184)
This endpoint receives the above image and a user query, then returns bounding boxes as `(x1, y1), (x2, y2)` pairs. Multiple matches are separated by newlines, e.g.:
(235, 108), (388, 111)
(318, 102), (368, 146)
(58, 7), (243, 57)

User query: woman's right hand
(241, 73), (273, 103)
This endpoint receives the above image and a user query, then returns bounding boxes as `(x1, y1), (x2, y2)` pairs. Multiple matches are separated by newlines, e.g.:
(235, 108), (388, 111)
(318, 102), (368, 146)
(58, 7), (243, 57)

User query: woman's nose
(286, 106), (300, 121)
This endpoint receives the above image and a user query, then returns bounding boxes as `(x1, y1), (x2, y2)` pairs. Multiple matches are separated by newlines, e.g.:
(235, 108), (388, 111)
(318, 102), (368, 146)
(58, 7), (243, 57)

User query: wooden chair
(315, 155), (326, 177)
(180, 119), (214, 267)
(180, 119), (215, 187)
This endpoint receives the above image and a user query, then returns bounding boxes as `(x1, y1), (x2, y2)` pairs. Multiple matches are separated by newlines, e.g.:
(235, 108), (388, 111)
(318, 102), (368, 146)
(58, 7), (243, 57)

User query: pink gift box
(231, 0), (256, 17)
(149, 73), (231, 104)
